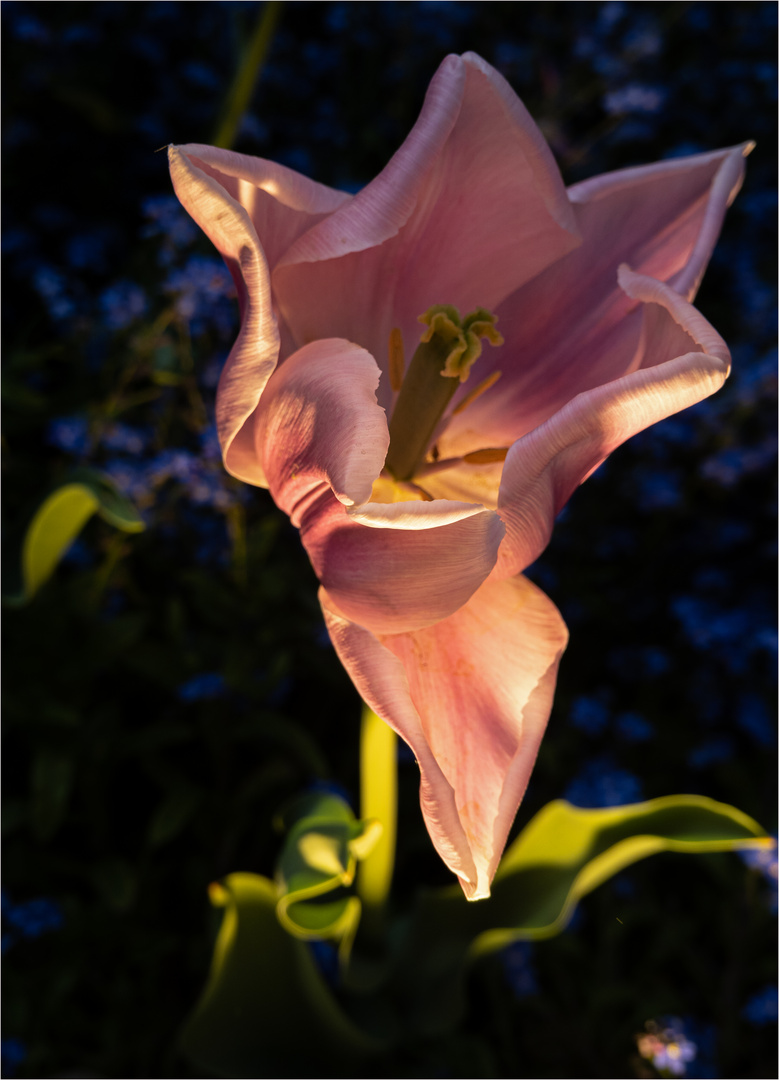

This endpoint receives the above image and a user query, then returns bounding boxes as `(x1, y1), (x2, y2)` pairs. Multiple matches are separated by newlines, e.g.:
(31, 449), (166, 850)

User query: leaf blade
(22, 483), (100, 597)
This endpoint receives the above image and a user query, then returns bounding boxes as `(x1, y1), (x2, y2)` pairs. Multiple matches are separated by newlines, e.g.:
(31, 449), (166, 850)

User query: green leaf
(181, 873), (382, 1078)
(67, 467), (145, 532)
(394, 795), (771, 1038)
(472, 794), (772, 953)
(11, 469), (144, 603)
(22, 483), (100, 598)
(275, 791), (382, 965)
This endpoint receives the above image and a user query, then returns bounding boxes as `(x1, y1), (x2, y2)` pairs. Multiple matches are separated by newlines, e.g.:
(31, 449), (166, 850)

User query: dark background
(2, 3), (776, 1077)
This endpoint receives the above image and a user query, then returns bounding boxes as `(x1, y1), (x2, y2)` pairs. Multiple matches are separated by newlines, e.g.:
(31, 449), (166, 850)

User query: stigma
(384, 305), (503, 482)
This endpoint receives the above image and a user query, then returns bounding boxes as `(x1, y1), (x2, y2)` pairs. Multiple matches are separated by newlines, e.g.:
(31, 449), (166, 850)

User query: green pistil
(385, 305), (503, 482)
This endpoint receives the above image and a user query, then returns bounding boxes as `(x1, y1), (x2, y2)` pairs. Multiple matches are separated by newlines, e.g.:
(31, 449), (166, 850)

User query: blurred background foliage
(2, 2), (776, 1077)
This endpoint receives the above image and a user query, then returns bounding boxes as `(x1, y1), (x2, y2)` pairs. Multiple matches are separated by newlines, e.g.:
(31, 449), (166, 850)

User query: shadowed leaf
(181, 873), (382, 1078)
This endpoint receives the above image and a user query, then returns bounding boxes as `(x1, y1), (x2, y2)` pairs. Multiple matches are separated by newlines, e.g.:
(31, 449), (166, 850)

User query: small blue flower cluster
(33, 265), (76, 323)
(47, 409), (241, 525)
(142, 194), (199, 265)
(672, 595), (775, 676)
(700, 439), (776, 489)
(564, 757), (643, 808)
(100, 280), (148, 331)
(2, 891), (64, 954)
(164, 255), (235, 336)
(177, 672), (226, 703)
(569, 696), (655, 744)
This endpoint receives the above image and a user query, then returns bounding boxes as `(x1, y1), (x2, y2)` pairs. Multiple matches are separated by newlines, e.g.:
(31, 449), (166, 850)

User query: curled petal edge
(495, 266), (730, 578)
(347, 499), (490, 530)
(169, 145), (279, 487)
(568, 142), (751, 303)
(255, 338), (390, 514)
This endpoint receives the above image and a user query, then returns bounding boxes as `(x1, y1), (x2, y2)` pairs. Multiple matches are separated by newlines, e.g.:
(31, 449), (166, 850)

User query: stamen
(388, 327), (405, 392)
(453, 370), (503, 415)
(462, 448), (509, 464)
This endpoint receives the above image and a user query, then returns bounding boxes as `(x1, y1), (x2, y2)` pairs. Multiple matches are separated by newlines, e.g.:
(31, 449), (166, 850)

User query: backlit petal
(347, 499), (491, 530)
(273, 53), (579, 410)
(173, 143), (351, 272)
(321, 574), (568, 899)
(439, 144), (747, 459)
(302, 495), (504, 635)
(567, 143), (749, 302)
(495, 268), (730, 577)
(169, 145), (279, 487)
(255, 338), (389, 515)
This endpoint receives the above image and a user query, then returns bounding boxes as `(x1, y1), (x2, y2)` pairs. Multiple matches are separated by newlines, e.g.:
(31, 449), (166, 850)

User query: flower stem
(357, 703), (397, 936)
(212, 1), (283, 150)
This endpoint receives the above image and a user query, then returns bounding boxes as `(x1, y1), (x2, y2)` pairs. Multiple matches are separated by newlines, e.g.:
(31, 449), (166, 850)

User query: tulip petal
(439, 144), (747, 462)
(321, 574), (568, 899)
(273, 54), (579, 406)
(255, 338), (390, 515)
(567, 143), (750, 302)
(254, 338), (504, 634)
(347, 499), (491, 530)
(495, 268), (730, 577)
(302, 495), (504, 635)
(169, 146), (352, 487)
(169, 146), (279, 487)
(173, 143), (351, 272)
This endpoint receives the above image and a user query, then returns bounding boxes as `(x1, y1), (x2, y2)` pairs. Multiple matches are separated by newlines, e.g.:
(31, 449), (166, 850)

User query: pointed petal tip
(460, 877), (491, 901)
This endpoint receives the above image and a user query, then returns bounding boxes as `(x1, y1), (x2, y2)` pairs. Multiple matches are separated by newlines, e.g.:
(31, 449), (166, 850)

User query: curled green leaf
(275, 791), (382, 965)
(181, 873), (382, 1078)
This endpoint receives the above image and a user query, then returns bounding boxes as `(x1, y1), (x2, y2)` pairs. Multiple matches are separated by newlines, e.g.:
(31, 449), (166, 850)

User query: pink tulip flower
(169, 52), (748, 900)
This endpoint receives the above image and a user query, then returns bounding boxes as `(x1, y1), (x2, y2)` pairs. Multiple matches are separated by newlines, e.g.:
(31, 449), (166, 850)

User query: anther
(388, 327), (405, 393)
(461, 448), (509, 464)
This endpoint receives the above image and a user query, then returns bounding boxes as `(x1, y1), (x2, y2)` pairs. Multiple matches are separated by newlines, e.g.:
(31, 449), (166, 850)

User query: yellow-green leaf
(275, 791), (382, 965)
(22, 483), (100, 597)
(471, 794), (773, 953)
(13, 469), (145, 602)
(393, 794), (771, 1038)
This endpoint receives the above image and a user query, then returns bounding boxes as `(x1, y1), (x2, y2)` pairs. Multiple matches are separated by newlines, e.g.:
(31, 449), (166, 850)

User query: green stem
(212, 1), (283, 150)
(357, 703), (397, 936)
